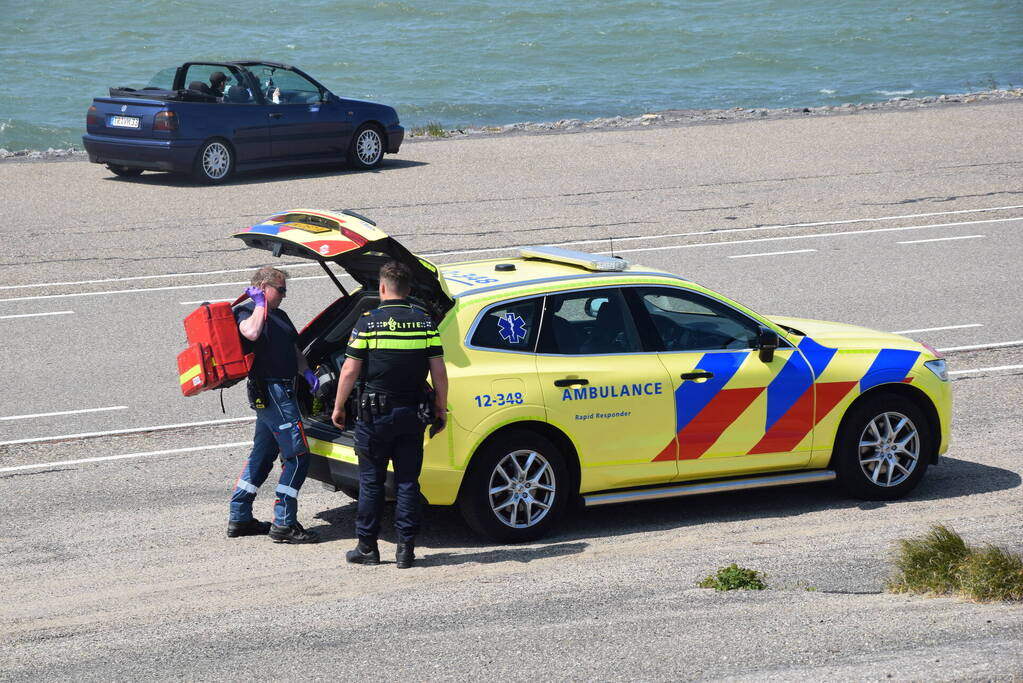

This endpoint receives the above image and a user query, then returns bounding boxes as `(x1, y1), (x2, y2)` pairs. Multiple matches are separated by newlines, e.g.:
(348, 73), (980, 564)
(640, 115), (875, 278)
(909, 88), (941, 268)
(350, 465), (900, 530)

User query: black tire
(346, 124), (384, 170)
(458, 429), (569, 543)
(192, 139), (234, 184)
(107, 164), (143, 178)
(832, 391), (933, 500)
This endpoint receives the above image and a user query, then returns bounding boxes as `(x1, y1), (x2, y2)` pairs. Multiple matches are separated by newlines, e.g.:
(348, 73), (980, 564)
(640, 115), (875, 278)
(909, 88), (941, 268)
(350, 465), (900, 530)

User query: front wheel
(192, 139), (234, 184)
(832, 392), (932, 500)
(347, 124), (384, 170)
(459, 430), (569, 543)
(107, 164), (143, 178)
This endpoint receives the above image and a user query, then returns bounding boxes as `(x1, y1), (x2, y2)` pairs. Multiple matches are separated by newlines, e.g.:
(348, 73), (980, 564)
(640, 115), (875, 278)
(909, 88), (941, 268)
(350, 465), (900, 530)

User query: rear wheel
(833, 392), (932, 500)
(192, 139), (234, 184)
(347, 124), (384, 169)
(107, 164), (143, 178)
(459, 429), (569, 543)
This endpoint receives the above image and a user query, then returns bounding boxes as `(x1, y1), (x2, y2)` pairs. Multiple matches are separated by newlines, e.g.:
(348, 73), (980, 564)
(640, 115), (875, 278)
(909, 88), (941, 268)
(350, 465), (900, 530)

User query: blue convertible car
(83, 60), (404, 183)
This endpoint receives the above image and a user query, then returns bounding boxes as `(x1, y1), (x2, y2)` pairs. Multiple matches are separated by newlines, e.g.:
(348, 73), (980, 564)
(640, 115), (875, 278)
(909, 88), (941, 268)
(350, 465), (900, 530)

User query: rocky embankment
(3, 88), (1021, 160)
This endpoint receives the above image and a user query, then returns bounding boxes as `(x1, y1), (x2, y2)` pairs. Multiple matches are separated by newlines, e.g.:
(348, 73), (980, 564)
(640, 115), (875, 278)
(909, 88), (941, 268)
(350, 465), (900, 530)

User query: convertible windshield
(145, 67), (177, 90)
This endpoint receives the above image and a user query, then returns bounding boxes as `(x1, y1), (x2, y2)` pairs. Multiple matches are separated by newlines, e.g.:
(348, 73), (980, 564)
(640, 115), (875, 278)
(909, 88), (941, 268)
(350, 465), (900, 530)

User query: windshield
(145, 67), (177, 90)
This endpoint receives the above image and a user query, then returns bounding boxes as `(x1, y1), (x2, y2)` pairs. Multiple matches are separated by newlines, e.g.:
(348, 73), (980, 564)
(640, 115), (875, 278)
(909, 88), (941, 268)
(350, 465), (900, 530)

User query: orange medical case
(177, 294), (261, 397)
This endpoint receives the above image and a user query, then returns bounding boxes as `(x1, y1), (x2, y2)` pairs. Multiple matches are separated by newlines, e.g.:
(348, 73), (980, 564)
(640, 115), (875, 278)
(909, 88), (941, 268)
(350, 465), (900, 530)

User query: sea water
(1, 0), (1020, 152)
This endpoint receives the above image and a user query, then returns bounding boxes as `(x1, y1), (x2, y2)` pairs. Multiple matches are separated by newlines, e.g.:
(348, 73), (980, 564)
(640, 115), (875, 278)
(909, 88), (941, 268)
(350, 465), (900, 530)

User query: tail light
(920, 341), (944, 359)
(87, 105), (101, 127)
(154, 111), (179, 131)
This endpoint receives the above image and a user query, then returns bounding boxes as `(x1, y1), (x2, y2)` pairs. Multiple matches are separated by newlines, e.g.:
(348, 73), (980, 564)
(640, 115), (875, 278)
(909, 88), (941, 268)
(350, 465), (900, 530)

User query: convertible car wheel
(459, 430), (568, 542)
(193, 139), (234, 184)
(106, 164), (143, 178)
(347, 124), (384, 169)
(833, 392), (932, 500)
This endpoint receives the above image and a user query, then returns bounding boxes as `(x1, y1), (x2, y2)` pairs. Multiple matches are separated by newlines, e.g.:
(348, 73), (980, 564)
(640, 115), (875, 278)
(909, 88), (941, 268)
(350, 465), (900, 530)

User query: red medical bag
(177, 294), (262, 397)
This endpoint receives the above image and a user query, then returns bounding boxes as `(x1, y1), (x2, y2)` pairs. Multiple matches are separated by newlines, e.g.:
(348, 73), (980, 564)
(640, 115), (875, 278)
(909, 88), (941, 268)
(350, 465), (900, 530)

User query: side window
(539, 289), (642, 355)
(470, 298), (541, 352)
(636, 287), (761, 351)
(262, 68), (322, 104)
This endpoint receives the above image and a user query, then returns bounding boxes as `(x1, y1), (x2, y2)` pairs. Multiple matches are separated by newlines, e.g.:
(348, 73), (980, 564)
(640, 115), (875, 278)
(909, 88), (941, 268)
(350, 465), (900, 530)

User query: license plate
(110, 115), (141, 129)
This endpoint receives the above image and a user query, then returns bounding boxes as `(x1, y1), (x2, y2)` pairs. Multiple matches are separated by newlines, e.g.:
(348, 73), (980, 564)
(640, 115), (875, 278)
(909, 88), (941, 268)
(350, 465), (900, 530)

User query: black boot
(396, 541), (415, 569)
(268, 522), (320, 544)
(346, 539), (380, 565)
(227, 518), (271, 538)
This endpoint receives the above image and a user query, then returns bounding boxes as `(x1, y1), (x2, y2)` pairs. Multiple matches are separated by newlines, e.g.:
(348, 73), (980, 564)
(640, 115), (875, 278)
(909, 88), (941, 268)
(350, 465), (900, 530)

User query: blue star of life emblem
(497, 312), (528, 344)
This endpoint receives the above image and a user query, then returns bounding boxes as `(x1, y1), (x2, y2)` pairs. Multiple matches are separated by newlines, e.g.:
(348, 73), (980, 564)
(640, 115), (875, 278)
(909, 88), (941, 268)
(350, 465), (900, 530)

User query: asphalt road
(1, 100), (1021, 680)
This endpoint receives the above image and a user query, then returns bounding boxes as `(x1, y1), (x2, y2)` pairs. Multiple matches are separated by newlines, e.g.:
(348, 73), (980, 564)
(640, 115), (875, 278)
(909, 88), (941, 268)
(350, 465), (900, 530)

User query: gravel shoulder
(1, 370), (1021, 680)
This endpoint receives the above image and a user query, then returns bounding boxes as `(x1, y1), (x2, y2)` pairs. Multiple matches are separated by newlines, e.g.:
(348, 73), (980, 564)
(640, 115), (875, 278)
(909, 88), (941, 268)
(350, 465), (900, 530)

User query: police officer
(227, 266), (321, 544)
(331, 260), (448, 568)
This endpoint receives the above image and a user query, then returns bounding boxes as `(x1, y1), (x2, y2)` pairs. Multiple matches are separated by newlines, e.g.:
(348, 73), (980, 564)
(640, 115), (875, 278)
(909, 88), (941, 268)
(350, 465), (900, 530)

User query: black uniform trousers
(353, 405), (426, 544)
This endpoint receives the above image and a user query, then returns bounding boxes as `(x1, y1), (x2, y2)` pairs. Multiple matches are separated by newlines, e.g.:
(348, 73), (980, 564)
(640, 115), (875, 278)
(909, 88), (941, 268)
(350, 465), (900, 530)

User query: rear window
(470, 298), (541, 352)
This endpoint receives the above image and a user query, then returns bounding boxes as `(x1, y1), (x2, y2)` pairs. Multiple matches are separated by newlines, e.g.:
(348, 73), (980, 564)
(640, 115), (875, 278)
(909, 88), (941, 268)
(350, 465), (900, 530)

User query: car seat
(226, 85), (251, 103)
(580, 300), (626, 354)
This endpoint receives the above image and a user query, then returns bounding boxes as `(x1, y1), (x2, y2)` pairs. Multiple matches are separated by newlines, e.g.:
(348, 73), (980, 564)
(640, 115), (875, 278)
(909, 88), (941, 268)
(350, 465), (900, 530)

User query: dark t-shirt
(235, 302), (298, 379)
(345, 300), (443, 404)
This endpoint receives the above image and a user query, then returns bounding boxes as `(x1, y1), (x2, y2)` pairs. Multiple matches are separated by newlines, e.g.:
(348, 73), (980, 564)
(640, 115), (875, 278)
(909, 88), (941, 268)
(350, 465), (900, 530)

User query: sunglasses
(269, 284), (287, 295)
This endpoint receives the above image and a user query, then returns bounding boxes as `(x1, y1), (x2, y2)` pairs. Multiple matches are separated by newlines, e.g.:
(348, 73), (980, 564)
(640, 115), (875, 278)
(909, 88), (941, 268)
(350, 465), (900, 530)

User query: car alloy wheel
(833, 392), (931, 501)
(488, 449), (557, 529)
(460, 429), (569, 542)
(348, 125), (383, 169)
(201, 141), (231, 180)
(857, 411), (920, 487)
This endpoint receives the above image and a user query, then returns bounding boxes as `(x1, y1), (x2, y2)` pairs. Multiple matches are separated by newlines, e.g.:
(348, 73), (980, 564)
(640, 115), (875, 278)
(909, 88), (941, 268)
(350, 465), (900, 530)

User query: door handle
(554, 378), (589, 387)
(680, 371), (714, 380)
(269, 112), (283, 119)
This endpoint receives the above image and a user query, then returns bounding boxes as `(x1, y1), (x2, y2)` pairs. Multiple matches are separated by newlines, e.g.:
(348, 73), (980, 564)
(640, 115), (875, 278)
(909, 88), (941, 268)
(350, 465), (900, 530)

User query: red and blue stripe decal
(651, 338), (921, 462)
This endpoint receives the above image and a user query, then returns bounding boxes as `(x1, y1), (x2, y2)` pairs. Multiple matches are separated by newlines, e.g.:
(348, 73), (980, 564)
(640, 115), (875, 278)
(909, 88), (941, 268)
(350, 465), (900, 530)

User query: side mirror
(757, 327), (779, 363)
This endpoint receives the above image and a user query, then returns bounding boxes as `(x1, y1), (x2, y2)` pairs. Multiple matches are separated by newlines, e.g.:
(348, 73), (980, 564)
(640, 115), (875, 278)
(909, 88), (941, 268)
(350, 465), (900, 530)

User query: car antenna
(609, 236), (616, 258)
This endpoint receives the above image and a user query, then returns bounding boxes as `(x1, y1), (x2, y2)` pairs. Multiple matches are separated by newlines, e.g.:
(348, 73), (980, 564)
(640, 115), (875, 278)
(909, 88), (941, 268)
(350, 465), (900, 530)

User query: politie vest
(176, 293), (262, 397)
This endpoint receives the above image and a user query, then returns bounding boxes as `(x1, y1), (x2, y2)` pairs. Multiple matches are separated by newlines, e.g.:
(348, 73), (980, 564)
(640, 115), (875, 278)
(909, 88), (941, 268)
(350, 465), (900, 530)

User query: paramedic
(227, 266), (321, 544)
(331, 260), (448, 569)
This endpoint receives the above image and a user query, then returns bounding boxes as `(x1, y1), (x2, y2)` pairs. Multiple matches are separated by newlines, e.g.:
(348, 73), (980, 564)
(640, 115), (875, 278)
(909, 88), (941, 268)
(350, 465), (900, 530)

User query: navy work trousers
(229, 380), (310, 527)
(353, 405), (426, 544)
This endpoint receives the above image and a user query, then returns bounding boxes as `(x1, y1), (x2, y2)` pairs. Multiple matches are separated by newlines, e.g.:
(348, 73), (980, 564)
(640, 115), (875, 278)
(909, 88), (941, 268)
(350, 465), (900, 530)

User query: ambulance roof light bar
(519, 246), (628, 272)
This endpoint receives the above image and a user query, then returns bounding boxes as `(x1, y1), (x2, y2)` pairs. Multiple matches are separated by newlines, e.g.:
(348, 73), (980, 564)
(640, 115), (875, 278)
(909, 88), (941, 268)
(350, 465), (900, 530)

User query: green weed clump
(698, 563), (767, 591)
(412, 122), (448, 138)
(888, 525), (1023, 602)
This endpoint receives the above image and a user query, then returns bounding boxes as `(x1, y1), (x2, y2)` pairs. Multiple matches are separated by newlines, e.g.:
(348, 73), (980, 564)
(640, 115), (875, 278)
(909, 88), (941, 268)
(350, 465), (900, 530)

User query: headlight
(924, 359), (949, 382)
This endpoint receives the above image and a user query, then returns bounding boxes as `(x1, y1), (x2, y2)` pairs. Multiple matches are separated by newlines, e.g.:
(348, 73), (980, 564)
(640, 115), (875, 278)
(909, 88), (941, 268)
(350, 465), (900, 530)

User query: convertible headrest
(227, 85), (251, 103)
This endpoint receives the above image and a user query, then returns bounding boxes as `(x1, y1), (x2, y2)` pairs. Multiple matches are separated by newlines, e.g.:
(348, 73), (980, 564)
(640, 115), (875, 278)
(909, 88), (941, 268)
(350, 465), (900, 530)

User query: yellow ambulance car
(235, 209), (952, 542)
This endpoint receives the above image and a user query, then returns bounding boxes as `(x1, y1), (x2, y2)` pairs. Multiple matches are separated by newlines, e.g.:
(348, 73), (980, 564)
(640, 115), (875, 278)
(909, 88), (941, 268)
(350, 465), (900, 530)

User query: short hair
(379, 260), (412, 295)
(210, 71), (228, 86)
(250, 266), (289, 287)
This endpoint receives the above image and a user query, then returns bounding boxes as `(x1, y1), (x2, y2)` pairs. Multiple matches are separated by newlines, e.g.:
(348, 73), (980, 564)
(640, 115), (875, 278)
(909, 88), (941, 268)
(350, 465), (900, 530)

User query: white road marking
(180, 298), (235, 305)
(4, 215), (1020, 306)
(0, 263), (318, 290)
(0, 273), (340, 305)
(0, 442), (251, 473)
(599, 216), (1023, 256)
(936, 340), (1023, 352)
(892, 324), (983, 334)
(4, 204), (1023, 293)
(1, 406), (128, 421)
(950, 364), (1023, 376)
(0, 416), (255, 446)
(728, 249), (816, 259)
(897, 234), (985, 245)
(0, 310), (73, 320)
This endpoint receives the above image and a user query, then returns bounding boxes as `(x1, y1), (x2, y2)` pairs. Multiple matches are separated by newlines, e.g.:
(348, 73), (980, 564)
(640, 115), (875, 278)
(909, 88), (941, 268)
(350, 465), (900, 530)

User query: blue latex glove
(303, 369), (320, 393)
(245, 286), (266, 307)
